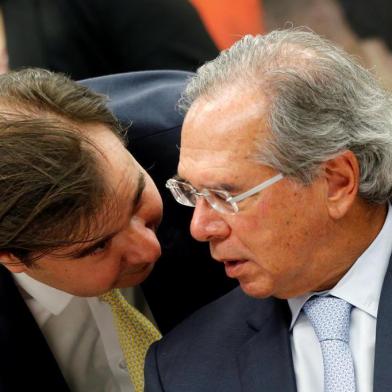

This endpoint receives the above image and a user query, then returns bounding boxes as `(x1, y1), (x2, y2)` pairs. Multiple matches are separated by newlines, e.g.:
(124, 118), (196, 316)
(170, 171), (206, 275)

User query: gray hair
(179, 29), (392, 204)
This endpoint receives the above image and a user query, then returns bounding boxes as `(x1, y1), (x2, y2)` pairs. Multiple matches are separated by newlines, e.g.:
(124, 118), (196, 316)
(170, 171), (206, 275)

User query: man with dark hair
(0, 68), (164, 392)
(146, 29), (392, 391)
(0, 68), (235, 392)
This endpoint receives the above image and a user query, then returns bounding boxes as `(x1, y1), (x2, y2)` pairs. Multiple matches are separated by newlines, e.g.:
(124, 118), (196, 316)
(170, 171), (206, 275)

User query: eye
(210, 190), (230, 202)
(85, 239), (111, 257)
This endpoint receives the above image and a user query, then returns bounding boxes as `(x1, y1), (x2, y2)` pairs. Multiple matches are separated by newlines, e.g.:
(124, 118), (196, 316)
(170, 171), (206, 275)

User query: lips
(222, 259), (249, 278)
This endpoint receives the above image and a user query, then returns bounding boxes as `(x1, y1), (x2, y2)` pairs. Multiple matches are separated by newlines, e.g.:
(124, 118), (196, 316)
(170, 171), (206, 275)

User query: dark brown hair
(0, 68), (125, 265)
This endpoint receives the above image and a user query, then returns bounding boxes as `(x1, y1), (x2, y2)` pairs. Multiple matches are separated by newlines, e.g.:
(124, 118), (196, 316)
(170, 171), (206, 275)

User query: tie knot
(99, 289), (123, 308)
(303, 296), (352, 343)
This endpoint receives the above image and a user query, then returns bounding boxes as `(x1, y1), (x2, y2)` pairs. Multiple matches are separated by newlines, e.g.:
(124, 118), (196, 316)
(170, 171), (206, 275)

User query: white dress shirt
(288, 203), (392, 392)
(13, 273), (134, 392)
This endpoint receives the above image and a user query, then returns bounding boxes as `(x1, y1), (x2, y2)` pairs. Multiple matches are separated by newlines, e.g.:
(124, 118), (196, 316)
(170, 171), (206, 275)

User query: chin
(239, 279), (274, 299)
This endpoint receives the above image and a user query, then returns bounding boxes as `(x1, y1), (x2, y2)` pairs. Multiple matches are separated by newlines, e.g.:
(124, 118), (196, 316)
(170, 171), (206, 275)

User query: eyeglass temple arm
(229, 173), (284, 203)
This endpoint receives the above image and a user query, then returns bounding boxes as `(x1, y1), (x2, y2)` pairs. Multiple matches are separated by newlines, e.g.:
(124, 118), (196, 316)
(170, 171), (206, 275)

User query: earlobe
(0, 252), (27, 273)
(324, 151), (360, 220)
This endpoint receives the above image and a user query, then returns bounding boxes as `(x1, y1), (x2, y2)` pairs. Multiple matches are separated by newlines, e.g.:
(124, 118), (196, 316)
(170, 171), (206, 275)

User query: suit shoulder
(145, 288), (279, 391)
(156, 287), (270, 352)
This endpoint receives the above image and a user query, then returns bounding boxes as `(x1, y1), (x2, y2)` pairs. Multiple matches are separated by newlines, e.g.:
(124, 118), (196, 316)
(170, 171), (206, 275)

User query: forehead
(83, 124), (140, 226)
(179, 89), (270, 185)
(85, 124), (137, 187)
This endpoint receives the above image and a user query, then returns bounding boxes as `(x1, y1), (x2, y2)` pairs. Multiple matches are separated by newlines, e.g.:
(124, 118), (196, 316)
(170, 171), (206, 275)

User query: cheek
(80, 258), (123, 289)
(235, 194), (310, 260)
(234, 197), (283, 241)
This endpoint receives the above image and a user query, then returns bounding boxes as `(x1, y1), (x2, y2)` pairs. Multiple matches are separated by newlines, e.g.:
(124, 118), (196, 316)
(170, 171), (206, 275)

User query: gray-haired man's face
(178, 89), (358, 299)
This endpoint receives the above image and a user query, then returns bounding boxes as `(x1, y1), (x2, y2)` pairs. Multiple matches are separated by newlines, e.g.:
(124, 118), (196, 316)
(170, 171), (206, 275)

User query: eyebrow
(173, 174), (239, 193)
(72, 171), (146, 259)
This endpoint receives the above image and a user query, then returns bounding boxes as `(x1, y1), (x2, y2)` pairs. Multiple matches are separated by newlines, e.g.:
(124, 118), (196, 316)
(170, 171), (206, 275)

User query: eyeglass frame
(165, 173), (284, 214)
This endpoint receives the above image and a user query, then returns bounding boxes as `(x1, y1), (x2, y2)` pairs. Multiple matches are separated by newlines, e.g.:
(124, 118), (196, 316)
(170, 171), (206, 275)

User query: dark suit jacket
(0, 70), (236, 391)
(82, 70), (237, 334)
(145, 254), (392, 392)
(2, 0), (218, 80)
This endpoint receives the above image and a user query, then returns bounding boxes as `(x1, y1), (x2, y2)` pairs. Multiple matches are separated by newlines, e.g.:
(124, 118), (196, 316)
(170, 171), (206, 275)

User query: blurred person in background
(0, 8), (7, 73)
(263, 0), (392, 90)
(0, 0), (218, 79)
(339, 0), (392, 91)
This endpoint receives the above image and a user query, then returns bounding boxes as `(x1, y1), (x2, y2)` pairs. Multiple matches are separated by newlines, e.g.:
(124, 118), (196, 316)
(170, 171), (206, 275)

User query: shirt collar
(13, 272), (74, 315)
(288, 202), (392, 329)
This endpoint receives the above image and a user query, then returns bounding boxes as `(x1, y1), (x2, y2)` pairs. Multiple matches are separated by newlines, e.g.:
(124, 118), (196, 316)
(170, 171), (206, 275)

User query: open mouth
(224, 260), (246, 267)
(223, 259), (248, 277)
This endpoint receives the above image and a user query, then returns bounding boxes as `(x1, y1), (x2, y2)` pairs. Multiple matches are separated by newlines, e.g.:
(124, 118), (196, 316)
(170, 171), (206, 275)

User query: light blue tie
(303, 296), (356, 392)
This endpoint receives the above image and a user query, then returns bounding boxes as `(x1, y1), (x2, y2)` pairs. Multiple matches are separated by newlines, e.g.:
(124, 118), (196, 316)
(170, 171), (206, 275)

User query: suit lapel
(233, 252), (392, 392)
(374, 254), (392, 392)
(0, 265), (70, 391)
(236, 298), (297, 392)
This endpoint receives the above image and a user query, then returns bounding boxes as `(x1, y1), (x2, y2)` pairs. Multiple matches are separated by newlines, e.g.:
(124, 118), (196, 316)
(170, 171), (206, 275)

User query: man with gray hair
(145, 29), (392, 391)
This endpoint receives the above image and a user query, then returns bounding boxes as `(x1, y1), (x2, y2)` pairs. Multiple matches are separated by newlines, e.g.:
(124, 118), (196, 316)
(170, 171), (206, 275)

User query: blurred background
(0, 0), (391, 90)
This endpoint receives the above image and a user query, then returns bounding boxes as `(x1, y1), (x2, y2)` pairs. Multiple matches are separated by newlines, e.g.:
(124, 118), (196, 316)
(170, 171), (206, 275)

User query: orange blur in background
(191, 0), (264, 50)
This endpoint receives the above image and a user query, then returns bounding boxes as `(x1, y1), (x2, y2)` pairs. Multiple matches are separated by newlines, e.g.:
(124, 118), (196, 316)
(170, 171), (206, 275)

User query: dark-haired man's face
(3, 124), (163, 296)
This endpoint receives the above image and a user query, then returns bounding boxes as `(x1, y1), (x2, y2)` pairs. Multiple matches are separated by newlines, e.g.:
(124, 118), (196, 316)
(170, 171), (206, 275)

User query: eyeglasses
(165, 173), (284, 214)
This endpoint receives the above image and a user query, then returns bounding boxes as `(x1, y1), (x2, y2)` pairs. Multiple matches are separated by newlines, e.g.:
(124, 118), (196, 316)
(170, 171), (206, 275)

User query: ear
(324, 150), (360, 220)
(0, 252), (28, 273)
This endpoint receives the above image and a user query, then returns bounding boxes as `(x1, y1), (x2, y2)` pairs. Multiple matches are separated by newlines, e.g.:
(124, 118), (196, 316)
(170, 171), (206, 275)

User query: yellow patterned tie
(100, 288), (162, 392)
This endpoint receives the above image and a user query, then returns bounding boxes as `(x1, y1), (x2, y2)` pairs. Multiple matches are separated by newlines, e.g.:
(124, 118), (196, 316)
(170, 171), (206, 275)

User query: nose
(190, 198), (230, 242)
(121, 219), (162, 265)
